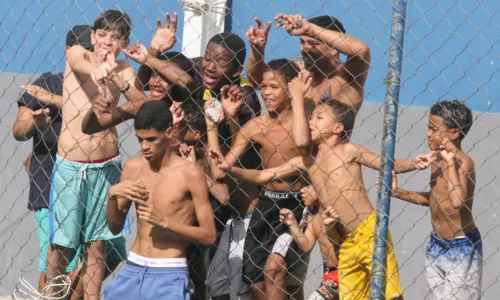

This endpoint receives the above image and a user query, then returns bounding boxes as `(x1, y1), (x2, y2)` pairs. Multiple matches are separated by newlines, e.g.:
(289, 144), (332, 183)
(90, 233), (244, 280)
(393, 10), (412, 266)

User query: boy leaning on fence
(392, 100), (482, 300)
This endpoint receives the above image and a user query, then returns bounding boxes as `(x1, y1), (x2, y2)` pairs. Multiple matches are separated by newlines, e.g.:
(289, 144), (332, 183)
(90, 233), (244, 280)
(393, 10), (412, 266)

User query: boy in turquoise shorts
(46, 10), (141, 299)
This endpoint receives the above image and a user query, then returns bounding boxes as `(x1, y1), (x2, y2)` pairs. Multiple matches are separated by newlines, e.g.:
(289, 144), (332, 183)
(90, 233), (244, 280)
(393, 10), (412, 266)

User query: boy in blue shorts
(392, 100), (482, 300)
(104, 100), (216, 300)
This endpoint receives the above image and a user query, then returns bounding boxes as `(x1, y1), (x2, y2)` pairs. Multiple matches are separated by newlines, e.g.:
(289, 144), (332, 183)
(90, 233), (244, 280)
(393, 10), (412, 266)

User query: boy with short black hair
(105, 100), (216, 300)
(392, 100), (481, 300)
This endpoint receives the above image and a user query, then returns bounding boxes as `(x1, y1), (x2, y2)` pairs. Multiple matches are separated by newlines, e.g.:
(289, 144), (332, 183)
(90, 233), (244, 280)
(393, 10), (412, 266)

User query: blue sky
(0, 0), (498, 112)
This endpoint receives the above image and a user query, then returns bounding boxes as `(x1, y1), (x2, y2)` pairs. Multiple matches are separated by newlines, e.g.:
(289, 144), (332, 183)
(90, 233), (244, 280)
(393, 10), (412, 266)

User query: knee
(264, 254), (287, 279)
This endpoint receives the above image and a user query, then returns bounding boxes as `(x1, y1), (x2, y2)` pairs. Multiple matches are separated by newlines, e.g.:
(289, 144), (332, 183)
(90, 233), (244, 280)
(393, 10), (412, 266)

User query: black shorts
(242, 188), (305, 285)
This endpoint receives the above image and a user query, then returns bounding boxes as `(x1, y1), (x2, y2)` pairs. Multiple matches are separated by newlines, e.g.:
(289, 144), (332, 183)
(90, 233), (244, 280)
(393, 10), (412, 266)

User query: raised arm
(135, 12), (178, 90)
(289, 71), (313, 150)
(111, 59), (149, 103)
(356, 145), (436, 173)
(245, 17), (272, 88)
(275, 13), (371, 86)
(107, 159), (149, 234)
(440, 140), (474, 209)
(124, 43), (195, 93)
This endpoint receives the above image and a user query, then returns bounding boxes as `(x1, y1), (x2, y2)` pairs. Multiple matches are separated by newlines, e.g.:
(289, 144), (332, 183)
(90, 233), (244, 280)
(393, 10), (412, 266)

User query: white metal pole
(181, 0), (228, 58)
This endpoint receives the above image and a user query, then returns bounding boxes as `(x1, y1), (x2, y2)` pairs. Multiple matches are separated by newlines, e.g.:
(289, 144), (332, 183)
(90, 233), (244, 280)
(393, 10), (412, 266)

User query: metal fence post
(369, 0), (408, 299)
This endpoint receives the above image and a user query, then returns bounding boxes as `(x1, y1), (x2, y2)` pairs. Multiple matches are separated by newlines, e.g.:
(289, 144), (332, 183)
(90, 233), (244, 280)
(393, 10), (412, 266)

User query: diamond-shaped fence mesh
(0, 0), (498, 299)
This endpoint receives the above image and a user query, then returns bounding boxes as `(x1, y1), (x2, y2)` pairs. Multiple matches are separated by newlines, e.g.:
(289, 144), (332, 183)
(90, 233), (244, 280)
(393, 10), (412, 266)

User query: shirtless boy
(47, 10), (145, 299)
(212, 57), (307, 299)
(392, 100), (481, 300)
(81, 12), (196, 135)
(247, 14), (370, 116)
(104, 100), (216, 299)
(280, 186), (341, 300)
(210, 73), (436, 300)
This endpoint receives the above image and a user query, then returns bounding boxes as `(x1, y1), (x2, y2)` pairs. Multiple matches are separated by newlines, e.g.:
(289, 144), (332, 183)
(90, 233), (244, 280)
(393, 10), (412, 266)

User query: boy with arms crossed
(210, 71), (436, 300)
(392, 100), (481, 300)
(47, 10), (145, 299)
(105, 100), (216, 299)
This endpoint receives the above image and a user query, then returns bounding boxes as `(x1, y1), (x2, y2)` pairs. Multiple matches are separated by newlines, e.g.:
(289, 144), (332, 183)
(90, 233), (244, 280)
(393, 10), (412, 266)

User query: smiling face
(91, 27), (129, 57)
(200, 42), (242, 91)
(148, 74), (171, 101)
(260, 71), (291, 114)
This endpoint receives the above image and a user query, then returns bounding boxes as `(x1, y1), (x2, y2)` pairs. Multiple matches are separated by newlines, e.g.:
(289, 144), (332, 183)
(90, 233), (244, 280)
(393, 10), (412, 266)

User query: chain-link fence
(0, 0), (498, 299)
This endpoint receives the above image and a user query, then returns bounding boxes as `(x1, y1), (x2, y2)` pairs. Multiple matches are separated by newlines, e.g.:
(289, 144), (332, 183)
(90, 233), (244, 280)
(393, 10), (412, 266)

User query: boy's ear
(165, 127), (173, 139)
(232, 65), (243, 79)
(450, 128), (460, 141)
(333, 122), (345, 136)
(122, 38), (130, 49)
(91, 31), (97, 46)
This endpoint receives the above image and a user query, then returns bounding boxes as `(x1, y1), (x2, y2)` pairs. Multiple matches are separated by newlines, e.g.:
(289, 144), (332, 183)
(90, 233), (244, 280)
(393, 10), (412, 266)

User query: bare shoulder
(123, 156), (144, 170)
(458, 152), (475, 173)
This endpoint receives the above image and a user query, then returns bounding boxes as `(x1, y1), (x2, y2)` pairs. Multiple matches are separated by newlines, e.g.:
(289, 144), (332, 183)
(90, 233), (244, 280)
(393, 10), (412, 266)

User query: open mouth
(204, 73), (218, 85)
(150, 89), (165, 99)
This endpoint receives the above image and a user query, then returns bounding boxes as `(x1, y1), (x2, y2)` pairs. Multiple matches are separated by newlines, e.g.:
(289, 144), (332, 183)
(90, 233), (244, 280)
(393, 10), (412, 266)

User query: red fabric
(322, 270), (339, 283)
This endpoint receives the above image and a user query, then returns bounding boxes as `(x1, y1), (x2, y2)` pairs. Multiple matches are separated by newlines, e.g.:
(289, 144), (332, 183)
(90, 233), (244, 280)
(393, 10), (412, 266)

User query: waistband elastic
(259, 187), (301, 201)
(73, 152), (120, 164)
(55, 153), (122, 169)
(430, 228), (481, 247)
(128, 252), (188, 268)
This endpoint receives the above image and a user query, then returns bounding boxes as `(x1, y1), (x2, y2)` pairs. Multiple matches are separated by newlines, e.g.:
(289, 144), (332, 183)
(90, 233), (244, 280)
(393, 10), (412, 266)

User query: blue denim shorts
(104, 261), (194, 300)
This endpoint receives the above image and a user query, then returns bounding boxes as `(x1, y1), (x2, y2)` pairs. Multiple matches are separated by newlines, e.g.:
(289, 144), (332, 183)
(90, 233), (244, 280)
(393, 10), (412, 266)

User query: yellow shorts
(338, 212), (403, 300)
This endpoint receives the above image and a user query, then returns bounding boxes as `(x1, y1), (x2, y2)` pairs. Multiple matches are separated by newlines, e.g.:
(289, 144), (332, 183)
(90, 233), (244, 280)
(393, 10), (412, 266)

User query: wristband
(121, 83), (131, 94)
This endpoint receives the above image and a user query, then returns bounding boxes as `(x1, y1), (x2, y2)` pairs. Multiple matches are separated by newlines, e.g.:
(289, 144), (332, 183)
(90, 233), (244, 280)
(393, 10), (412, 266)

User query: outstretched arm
(81, 99), (145, 134)
(210, 149), (304, 185)
(391, 171), (431, 206)
(356, 145), (436, 173)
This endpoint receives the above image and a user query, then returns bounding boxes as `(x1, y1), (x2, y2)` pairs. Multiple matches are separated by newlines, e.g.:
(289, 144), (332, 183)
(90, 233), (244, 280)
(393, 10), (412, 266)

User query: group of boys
(13, 8), (482, 300)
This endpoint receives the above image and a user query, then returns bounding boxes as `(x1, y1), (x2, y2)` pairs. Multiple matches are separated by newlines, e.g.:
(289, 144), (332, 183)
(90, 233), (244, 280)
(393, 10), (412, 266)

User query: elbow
(12, 128), (28, 141)
(295, 139), (310, 150)
(299, 243), (314, 253)
(356, 45), (371, 60)
(203, 230), (217, 247)
(107, 221), (123, 235)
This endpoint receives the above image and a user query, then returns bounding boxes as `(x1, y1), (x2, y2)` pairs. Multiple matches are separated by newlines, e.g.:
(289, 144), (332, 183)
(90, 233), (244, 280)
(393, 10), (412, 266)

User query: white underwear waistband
(128, 252), (188, 268)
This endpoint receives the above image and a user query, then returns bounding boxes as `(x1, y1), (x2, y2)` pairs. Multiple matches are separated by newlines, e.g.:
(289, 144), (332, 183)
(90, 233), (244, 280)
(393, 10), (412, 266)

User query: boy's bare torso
(429, 152), (476, 239)
(307, 213), (340, 269)
(304, 71), (364, 115)
(127, 155), (197, 258)
(248, 112), (304, 192)
(59, 51), (127, 161)
(304, 143), (374, 235)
